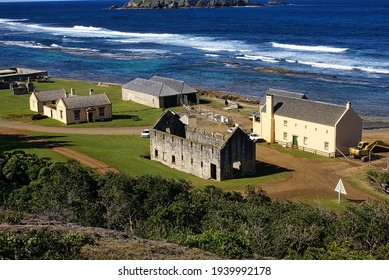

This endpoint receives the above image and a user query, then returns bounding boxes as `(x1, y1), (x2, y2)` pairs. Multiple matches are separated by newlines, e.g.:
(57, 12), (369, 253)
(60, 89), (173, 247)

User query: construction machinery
(349, 140), (389, 161)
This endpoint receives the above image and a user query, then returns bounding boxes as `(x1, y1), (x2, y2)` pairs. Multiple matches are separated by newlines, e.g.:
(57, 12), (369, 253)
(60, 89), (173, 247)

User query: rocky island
(122, 0), (254, 9)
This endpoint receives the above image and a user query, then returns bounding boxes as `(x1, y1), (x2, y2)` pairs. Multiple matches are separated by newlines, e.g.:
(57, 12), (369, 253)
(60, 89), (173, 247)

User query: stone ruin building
(150, 110), (256, 181)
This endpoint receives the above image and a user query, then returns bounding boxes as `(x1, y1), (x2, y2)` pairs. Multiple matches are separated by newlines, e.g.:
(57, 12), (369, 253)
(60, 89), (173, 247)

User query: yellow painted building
(253, 89), (362, 157)
(43, 92), (112, 125)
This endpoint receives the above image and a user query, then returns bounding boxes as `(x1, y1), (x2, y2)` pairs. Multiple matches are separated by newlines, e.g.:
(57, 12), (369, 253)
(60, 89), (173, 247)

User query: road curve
(0, 119), (146, 135)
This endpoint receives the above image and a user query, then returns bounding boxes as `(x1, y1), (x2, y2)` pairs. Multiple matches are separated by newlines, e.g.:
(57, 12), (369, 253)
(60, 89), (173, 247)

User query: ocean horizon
(0, 0), (388, 120)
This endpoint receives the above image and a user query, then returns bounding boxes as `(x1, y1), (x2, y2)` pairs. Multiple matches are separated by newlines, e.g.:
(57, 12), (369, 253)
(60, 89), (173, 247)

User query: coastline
(54, 77), (389, 131)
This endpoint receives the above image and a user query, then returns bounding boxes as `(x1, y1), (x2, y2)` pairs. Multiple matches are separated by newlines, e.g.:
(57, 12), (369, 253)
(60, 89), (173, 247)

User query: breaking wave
(236, 54), (389, 75)
(1, 18), (388, 75)
(272, 42), (348, 53)
(0, 18), (253, 53)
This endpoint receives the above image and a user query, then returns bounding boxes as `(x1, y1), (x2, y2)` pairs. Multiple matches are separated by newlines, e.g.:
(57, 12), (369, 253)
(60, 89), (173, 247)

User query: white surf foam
(272, 42), (348, 53)
(237, 55), (279, 63)
(0, 18), (254, 53)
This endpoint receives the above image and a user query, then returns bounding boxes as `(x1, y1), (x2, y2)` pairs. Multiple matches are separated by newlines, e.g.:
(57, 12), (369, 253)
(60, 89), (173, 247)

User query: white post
(338, 189), (341, 203)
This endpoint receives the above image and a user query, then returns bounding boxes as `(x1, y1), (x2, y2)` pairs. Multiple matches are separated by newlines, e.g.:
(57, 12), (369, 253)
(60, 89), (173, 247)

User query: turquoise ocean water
(0, 0), (388, 119)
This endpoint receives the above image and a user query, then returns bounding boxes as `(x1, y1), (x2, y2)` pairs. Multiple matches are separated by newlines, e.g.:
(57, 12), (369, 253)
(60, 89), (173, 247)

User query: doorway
(88, 112), (94, 122)
(210, 164), (217, 180)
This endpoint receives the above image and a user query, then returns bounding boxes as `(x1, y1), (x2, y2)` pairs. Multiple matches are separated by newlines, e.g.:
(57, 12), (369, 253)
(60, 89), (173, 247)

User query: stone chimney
(70, 88), (75, 96)
(89, 88), (94, 95)
(346, 101), (351, 110)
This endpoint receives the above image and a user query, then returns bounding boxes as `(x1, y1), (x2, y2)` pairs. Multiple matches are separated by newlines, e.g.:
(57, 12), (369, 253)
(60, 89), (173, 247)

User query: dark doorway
(210, 164), (217, 180)
(88, 112), (94, 122)
(293, 135), (299, 145)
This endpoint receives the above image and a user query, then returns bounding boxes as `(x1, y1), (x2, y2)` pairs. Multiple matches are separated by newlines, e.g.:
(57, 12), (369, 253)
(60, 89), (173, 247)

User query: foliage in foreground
(0, 228), (94, 260)
(0, 150), (388, 260)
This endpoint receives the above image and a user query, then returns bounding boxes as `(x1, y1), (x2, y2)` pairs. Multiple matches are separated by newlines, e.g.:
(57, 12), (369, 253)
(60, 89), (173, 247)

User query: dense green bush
(0, 228), (94, 260)
(0, 151), (388, 260)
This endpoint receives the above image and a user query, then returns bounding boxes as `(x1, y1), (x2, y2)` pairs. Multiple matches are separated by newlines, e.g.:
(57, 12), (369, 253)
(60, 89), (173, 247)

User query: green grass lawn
(0, 78), (174, 127)
(0, 131), (289, 191)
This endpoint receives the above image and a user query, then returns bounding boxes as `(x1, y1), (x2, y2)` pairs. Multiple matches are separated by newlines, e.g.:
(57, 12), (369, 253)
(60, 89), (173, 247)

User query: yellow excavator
(349, 140), (389, 161)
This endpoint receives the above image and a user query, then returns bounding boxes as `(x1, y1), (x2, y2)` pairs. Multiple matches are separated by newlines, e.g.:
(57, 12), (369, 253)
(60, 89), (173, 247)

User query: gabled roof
(267, 88), (307, 99)
(262, 94), (347, 126)
(150, 76), (197, 95)
(61, 93), (111, 110)
(122, 76), (197, 97)
(32, 89), (66, 102)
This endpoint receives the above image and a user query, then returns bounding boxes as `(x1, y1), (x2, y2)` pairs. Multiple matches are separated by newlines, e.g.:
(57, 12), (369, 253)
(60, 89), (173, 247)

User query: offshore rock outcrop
(123, 0), (252, 9)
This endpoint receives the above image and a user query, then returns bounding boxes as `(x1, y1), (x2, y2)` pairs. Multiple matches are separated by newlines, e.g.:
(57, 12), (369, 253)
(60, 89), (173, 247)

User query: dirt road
(1, 116), (388, 201)
(256, 144), (372, 201)
(0, 119), (145, 135)
(0, 119), (147, 174)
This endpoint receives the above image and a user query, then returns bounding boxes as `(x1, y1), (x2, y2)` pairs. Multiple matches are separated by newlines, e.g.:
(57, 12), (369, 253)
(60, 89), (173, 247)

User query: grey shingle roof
(150, 76), (197, 95)
(61, 93), (111, 109)
(267, 88), (307, 99)
(34, 89), (66, 102)
(262, 94), (347, 126)
(122, 76), (197, 97)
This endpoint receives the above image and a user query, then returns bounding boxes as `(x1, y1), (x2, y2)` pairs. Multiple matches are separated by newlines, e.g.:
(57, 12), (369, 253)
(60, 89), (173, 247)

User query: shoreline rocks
(122, 0), (260, 9)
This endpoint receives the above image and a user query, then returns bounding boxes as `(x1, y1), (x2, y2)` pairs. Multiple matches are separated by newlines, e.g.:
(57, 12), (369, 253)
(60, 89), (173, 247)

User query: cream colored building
(43, 92), (112, 125)
(122, 76), (198, 108)
(253, 89), (362, 157)
(29, 89), (66, 112)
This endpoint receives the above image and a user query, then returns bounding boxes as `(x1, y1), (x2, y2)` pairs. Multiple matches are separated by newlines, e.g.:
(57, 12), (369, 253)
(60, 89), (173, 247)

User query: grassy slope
(0, 78), (170, 127)
(0, 78), (386, 206)
(24, 132), (288, 190)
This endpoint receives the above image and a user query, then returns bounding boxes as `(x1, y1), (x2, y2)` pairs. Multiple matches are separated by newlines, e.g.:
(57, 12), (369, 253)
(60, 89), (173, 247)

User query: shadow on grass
(253, 160), (293, 177)
(113, 114), (142, 121)
(347, 198), (366, 203)
(0, 134), (72, 153)
(199, 99), (212, 105)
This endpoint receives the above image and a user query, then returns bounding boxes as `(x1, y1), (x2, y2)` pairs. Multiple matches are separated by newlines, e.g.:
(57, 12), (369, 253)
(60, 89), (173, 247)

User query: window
(324, 142), (329, 150)
(212, 148), (214, 155)
(74, 110), (80, 120)
(283, 132), (287, 140)
(304, 137), (308, 145)
(201, 145), (203, 151)
(172, 155), (176, 164)
(99, 107), (105, 117)
(172, 136), (174, 142)
(201, 162), (203, 168)
(295, 123), (297, 127)
(315, 128), (318, 132)
(190, 142), (193, 148)
(181, 155), (183, 161)
(326, 130), (328, 134)
(191, 158), (193, 165)
(60, 110), (63, 119)
(284, 120), (288, 127)
(155, 150), (158, 157)
(305, 125), (307, 130)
